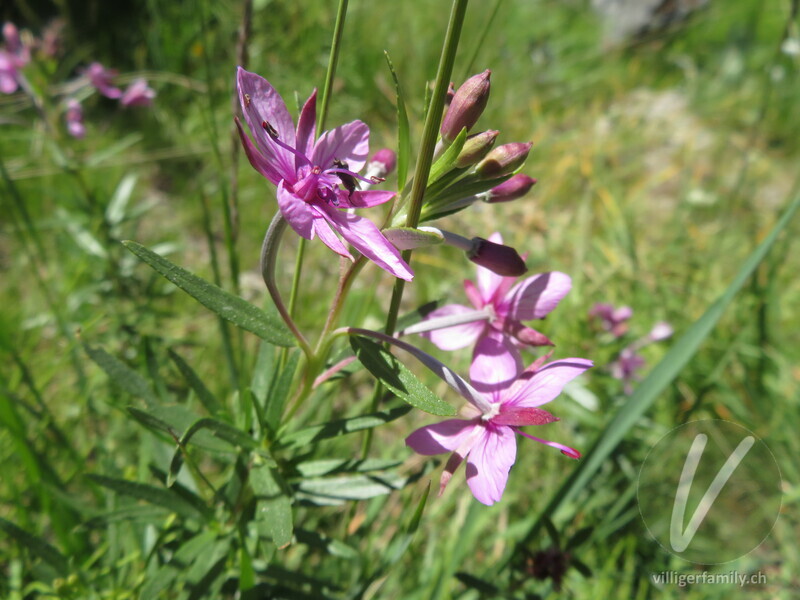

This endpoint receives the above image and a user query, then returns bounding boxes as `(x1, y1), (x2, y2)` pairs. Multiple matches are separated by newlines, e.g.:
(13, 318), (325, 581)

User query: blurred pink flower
(235, 67), (412, 281)
(589, 302), (632, 338)
(406, 335), (590, 505)
(0, 51), (19, 94)
(84, 62), (122, 99)
(65, 99), (85, 138)
(120, 78), (155, 107)
(610, 347), (645, 395)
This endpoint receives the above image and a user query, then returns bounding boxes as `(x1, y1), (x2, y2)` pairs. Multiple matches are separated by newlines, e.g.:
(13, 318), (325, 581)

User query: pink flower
(0, 51), (19, 94)
(406, 335), (590, 505)
(65, 99), (85, 138)
(610, 347), (645, 395)
(412, 232), (570, 379)
(589, 302), (632, 338)
(84, 62), (122, 99)
(120, 78), (155, 107)
(235, 67), (412, 281)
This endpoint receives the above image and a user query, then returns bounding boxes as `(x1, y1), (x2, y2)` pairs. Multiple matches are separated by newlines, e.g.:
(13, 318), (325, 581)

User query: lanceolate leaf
(87, 474), (208, 521)
(384, 51), (410, 190)
(168, 349), (224, 416)
(85, 344), (158, 407)
(250, 455), (293, 548)
(351, 337), (455, 416)
(0, 517), (68, 576)
(123, 241), (294, 346)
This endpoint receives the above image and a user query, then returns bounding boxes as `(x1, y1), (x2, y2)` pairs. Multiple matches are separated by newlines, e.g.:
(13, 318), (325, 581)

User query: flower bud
(3, 23), (21, 53)
(120, 78), (156, 107)
(467, 237), (527, 277)
(475, 142), (532, 178)
(443, 81), (456, 110)
(65, 99), (85, 139)
(440, 69), (491, 144)
(485, 173), (537, 203)
(454, 130), (498, 168)
(647, 321), (673, 342)
(365, 148), (397, 179)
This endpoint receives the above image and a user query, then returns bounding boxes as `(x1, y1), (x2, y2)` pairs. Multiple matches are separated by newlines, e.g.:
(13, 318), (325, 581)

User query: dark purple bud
(440, 69), (491, 144)
(486, 173), (538, 203)
(475, 142), (532, 178)
(467, 237), (527, 276)
(454, 130), (499, 168)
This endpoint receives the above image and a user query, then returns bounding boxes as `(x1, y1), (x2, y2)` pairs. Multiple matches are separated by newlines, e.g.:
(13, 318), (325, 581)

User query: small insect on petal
(261, 120), (279, 139)
(333, 158), (360, 197)
(244, 93), (251, 107)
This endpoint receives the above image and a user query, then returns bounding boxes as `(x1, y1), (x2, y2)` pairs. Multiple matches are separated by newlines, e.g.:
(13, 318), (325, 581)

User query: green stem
(364, 0), (470, 456)
(260, 213), (314, 359)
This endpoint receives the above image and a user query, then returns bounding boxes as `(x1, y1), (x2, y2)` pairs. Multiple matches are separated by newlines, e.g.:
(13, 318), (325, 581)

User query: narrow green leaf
(179, 417), (258, 451)
(294, 458), (403, 478)
(351, 337), (455, 416)
(0, 517), (68, 576)
(250, 341), (275, 405)
(87, 474), (208, 520)
(522, 190), (800, 546)
(106, 174), (138, 226)
(127, 405), (231, 453)
(277, 405), (411, 450)
(384, 51), (410, 190)
(85, 344), (157, 407)
(427, 127), (467, 183)
(140, 530), (218, 598)
(123, 241), (294, 346)
(265, 349), (299, 432)
(295, 529), (359, 560)
(297, 473), (407, 502)
(168, 349), (224, 416)
(250, 455), (293, 548)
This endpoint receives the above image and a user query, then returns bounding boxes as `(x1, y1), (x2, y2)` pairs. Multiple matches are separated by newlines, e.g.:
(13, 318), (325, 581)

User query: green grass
(2, 0), (799, 598)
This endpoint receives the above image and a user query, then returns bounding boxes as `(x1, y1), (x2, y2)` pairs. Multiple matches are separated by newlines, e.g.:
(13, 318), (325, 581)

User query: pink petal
(277, 180), (316, 239)
(237, 67), (296, 182)
(312, 120), (370, 173)
(295, 89), (317, 159)
(469, 332), (522, 400)
(504, 271), (572, 321)
(463, 279), (484, 309)
(405, 419), (477, 455)
(492, 407), (558, 426)
(516, 430), (581, 459)
(421, 304), (485, 351)
(465, 425), (517, 505)
(503, 358), (593, 409)
(338, 190), (395, 208)
(312, 216), (352, 259)
(235, 117), (284, 186)
(317, 204), (413, 281)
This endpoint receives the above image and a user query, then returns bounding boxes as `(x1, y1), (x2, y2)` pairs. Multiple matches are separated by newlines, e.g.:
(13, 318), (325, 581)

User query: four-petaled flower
(419, 232), (570, 388)
(406, 335), (590, 505)
(235, 67), (413, 281)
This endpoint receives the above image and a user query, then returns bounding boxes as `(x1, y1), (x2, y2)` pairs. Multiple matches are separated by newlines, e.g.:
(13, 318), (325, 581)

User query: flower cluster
(236, 67), (593, 505)
(1, 22), (155, 139)
(589, 303), (672, 394)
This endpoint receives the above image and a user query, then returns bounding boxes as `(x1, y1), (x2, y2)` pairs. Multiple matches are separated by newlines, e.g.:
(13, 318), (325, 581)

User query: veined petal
(503, 271), (572, 321)
(475, 232), (512, 303)
(492, 406), (558, 426)
(312, 120), (369, 172)
(295, 89), (317, 160)
(337, 190), (395, 208)
(237, 67), (296, 182)
(312, 216), (352, 260)
(470, 332), (523, 401)
(277, 180), (316, 239)
(503, 358), (592, 409)
(421, 304), (485, 351)
(406, 419), (477, 455)
(465, 425), (517, 505)
(235, 117), (284, 186)
(317, 204), (413, 281)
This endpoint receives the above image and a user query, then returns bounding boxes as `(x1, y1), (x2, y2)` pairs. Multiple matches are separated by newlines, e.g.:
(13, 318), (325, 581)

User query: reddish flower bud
(454, 130), (499, 168)
(475, 142), (532, 178)
(486, 173), (537, 203)
(467, 237), (527, 277)
(366, 148), (397, 179)
(440, 69), (491, 144)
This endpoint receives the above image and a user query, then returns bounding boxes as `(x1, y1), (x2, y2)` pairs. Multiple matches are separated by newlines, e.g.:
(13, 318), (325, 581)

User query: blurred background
(1, 0), (798, 597)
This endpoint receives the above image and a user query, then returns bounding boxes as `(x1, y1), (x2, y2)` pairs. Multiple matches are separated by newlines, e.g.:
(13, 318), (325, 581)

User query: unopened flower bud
(467, 237), (527, 277)
(454, 130), (498, 168)
(648, 322), (673, 342)
(365, 148), (397, 180)
(475, 142), (532, 178)
(440, 69), (491, 144)
(485, 173), (537, 203)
